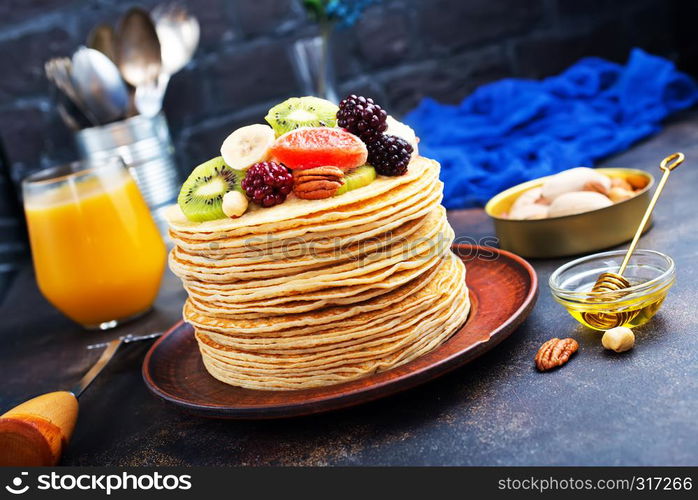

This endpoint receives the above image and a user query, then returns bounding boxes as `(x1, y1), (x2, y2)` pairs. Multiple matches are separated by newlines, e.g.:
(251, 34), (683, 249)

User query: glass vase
(291, 26), (339, 104)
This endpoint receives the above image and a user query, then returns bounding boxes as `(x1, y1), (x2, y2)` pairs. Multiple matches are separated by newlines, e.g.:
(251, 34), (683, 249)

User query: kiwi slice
(335, 165), (377, 196)
(265, 96), (339, 136)
(178, 156), (245, 222)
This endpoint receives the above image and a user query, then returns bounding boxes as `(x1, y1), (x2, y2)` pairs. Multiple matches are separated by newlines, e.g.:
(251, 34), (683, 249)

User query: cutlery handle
(0, 391), (78, 466)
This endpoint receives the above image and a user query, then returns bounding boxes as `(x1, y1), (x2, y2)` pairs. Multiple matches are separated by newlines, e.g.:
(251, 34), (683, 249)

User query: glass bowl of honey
(549, 249), (675, 330)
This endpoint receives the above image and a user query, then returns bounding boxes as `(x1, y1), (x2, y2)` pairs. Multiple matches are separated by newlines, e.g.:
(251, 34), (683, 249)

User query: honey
(549, 249), (675, 332)
(559, 279), (670, 330)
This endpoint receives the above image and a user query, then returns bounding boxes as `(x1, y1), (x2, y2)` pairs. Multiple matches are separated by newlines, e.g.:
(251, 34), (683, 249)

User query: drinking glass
(22, 157), (166, 329)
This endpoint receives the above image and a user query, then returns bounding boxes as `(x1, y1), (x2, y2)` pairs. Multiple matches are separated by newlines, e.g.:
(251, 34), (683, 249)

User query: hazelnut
(582, 180), (610, 196)
(541, 167), (611, 202)
(625, 174), (648, 190)
(611, 177), (633, 191)
(222, 190), (248, 218)
(547, 191), (612, 217)
(608, 187), (634, 203)
(602, 327), (635, 352)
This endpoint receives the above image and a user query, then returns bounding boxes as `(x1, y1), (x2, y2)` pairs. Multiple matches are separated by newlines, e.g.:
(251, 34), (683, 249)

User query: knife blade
(86, 331), (163, 350)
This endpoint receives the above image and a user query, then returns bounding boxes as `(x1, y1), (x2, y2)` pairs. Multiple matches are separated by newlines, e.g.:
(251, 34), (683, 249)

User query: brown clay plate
(142, 244), (537, 419)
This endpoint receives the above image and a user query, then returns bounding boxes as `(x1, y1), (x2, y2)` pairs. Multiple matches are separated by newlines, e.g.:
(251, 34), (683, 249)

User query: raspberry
(241, 161), (293, 207)
(367, 134), (413, 176)
(337, 94), (388, 143)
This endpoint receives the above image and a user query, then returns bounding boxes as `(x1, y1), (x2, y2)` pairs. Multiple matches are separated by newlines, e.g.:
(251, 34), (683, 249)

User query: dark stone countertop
(1, 116), (697, 466)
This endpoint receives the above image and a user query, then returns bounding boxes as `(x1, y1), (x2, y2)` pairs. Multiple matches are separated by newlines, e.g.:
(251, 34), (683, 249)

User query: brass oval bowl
(485, 168), (655, 258)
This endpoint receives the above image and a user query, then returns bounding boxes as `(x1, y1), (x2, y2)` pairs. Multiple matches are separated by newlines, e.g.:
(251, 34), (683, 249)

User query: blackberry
(367, 134), (413, 176)
(241, 161), (293, 207)
(337, 94), (388, 142)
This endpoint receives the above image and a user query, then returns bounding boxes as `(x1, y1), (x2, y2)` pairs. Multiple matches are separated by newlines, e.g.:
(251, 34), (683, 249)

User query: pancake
(167, 154), (470, 391)
(168, 175), (443, 255)
(186, 238), (445, 320)
(184, 255), (444, 316)
(172, 205), (441, 270)
(198, 279), (470, 390)
(167, 156), (436, 235)
(185, 252), (462, 337)
(170, 207), (450, 284)
(196, 276), (465, 368)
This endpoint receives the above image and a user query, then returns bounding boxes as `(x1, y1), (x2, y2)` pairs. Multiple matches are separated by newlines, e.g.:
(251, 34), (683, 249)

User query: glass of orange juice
(22, 157), (166, 330)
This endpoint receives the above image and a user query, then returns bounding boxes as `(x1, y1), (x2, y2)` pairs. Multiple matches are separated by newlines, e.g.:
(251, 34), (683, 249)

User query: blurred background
(1, 0), (698, 274)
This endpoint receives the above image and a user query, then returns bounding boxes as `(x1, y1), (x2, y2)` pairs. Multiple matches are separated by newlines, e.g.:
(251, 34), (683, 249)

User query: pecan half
(535, 338), (579, 372)
(293, 166), (344, 180)
(293, 166), (344, 200)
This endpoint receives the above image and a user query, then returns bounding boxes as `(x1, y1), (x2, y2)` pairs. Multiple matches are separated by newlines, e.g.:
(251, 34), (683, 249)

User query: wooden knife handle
(0, 391), (78, 466)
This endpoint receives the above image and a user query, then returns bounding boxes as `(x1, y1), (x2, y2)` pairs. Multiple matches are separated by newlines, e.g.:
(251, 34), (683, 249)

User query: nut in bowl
(485, 168), (654, 258)
(549, 249), (675, 331)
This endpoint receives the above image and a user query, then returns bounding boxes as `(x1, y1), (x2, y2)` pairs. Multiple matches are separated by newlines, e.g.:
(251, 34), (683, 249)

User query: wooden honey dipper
(582, 152), (684, 329)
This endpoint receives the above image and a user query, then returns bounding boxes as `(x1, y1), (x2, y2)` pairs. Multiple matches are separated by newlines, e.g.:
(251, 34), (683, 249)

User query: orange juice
(24, 165), (166, 327)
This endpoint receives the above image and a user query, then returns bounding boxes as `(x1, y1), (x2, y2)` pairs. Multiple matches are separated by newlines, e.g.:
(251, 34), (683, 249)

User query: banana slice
(220, 124), (275, 170)
(386, 115), (419, 156)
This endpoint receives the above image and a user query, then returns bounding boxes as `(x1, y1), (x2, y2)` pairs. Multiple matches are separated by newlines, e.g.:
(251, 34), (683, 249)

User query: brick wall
(0, 0), (693, 258)
(0, 146), (25, 265)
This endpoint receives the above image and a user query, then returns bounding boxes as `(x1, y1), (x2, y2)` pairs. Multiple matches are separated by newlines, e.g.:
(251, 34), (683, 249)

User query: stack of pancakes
(167, 157), (470, 390)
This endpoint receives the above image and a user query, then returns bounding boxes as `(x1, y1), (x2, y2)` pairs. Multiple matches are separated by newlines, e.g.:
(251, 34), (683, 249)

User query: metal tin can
(75, 113), (179, 235)
(485, 168), (655, 259)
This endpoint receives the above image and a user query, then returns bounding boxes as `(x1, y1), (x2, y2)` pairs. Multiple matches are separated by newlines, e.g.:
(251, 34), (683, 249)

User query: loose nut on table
(602, 327), (635, 353)
(535, 338), (579, 371)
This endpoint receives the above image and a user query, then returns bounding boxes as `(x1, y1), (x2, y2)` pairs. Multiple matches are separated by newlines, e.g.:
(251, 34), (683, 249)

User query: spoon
(135, 4), (200, 117)
(49, 82), (92, 130)
(45, 57), (98, 126)
(87, 24), (117, 63)
(90, 18), (139, 117)
(71, 47), (129, 124)
(581, 152), (684, 329)
(116, 7), (161, 116)
(153, 4), (199, 75)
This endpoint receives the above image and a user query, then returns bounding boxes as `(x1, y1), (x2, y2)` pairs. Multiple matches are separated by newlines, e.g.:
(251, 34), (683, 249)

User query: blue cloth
(403, 49), (698, 209)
